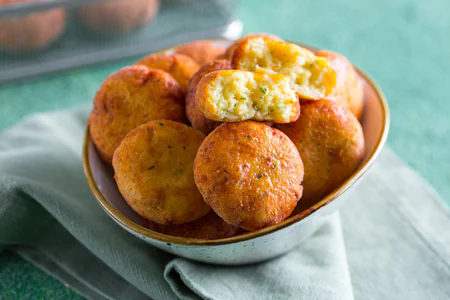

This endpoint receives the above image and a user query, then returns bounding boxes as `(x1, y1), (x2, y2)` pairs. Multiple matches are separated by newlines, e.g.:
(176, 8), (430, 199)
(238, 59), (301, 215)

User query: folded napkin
(0, 105), (449, 300)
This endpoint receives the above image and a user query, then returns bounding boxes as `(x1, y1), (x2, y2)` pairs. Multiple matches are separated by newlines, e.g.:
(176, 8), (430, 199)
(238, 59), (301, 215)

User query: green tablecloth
(0, 0), (449, 298)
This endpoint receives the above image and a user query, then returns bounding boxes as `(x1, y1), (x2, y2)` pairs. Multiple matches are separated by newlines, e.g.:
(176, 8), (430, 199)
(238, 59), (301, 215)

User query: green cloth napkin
(0, 105), (449, 300)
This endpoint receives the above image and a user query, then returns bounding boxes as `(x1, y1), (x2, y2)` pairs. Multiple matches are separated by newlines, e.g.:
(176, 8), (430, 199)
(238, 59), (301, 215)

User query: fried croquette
(142, 211), (240, 239)
(194, 121), (304, 231)
(89, 65), (186, 164)
(135, 53), (200, 93)
(113, 120), (211, 225)
(186, 60), (231, 134)
(77, 0), (159, 35)
(196, 70), (300, 123)
(315, 50), (364, 120)
(223, 33), (284, 60)
(175, 40), (226, 66)
(0, 0), (66, 54)
(231, 37), (336, 100)
(276, 100), (364, 203)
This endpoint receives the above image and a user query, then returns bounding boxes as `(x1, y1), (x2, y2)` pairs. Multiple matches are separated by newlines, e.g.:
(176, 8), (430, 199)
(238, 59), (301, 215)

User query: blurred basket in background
(0, 0), (242, 84)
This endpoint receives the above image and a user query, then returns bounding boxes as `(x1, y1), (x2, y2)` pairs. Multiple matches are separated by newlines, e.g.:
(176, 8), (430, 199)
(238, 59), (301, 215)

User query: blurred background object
(0, 0), (241, 84)
(76, 0), (159, 36)
(0, 0), (66, 54)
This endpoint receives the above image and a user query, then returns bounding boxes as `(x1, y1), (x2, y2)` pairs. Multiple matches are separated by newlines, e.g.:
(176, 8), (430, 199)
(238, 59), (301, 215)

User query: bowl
(82, 38), (390, 265)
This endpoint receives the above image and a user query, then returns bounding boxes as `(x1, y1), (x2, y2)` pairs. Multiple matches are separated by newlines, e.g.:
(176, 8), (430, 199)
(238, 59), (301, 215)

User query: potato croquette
(77, 0), (159, 35)
(186, 60), (231, 134)
(223, 33), (284, 60)
(196, 70), (300, 123)
(142, 211), (240, 239)
(89, 65), (186, 164)
(135, 53), (200, 93)
(276, 100), (364, 203)
(175, 40), (226, 66)
(231, 37), (336, 100)
(0, 0), (66, 54)
(194, 121), (304, 231)
(316, 50), (364, 120)
(113, 120), (211, 225)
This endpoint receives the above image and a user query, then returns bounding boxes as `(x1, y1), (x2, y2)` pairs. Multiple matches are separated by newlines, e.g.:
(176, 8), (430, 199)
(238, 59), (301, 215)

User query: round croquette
(89, 65), (186, 164)
(315, 50), (364, 120)
(276, 100), (365, 203)
(194, 121), (304, 231)
(135, 53), (200, 94)
(185, 59), (230, 134)
(175, 40), (226, 66)
(113, 120), (211, 225)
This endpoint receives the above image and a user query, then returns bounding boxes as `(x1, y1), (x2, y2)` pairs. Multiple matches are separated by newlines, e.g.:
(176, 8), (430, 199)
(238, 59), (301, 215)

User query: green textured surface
(0, 251), (84, 299)
(0, 0), (449, 298)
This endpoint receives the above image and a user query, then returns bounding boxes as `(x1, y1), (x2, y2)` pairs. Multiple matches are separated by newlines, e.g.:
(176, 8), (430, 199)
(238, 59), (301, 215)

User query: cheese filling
(234, 38), (336, 100)
(206, 70), (298, 123)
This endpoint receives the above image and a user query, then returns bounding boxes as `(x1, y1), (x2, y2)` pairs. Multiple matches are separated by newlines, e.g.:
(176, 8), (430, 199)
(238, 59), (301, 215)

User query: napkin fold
(0, 105), (449, 300)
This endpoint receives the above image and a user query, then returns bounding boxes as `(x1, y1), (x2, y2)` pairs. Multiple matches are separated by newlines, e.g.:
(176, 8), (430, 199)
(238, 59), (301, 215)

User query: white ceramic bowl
(82, 39), (390, 265)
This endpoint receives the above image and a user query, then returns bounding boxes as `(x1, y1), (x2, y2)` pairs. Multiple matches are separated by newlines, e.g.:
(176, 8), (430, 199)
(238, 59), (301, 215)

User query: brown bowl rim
(82, 38), (390, 246)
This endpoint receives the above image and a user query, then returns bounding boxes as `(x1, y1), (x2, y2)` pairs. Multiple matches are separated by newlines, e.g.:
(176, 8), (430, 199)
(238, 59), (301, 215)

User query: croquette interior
(204, 70), (298, 123)
(234, 38), (335, 99)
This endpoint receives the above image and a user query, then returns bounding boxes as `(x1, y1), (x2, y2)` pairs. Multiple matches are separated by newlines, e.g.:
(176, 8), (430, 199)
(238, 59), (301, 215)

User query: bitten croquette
(231, 37), (336, 100)
(196, 70), (300, 123)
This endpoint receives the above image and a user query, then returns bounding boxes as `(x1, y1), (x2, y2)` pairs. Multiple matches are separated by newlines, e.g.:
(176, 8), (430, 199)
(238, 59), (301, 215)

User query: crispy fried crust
(194, 121), (304, 231)
(89, 65), (186, 164)
(276, 100), (364, 203)
(315, 50), (364, 120)
(223, 33), (284, 60)
(135, 53), (200, 94)
(142, 211), (240, 239)
(231, 37), (336, 100)
(186, 60), (231, 134)
(175, 40), (226, 66)
(195, 70), (300, 123)
(77, 0), (158, 35)
(113, 120), (211, 225)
